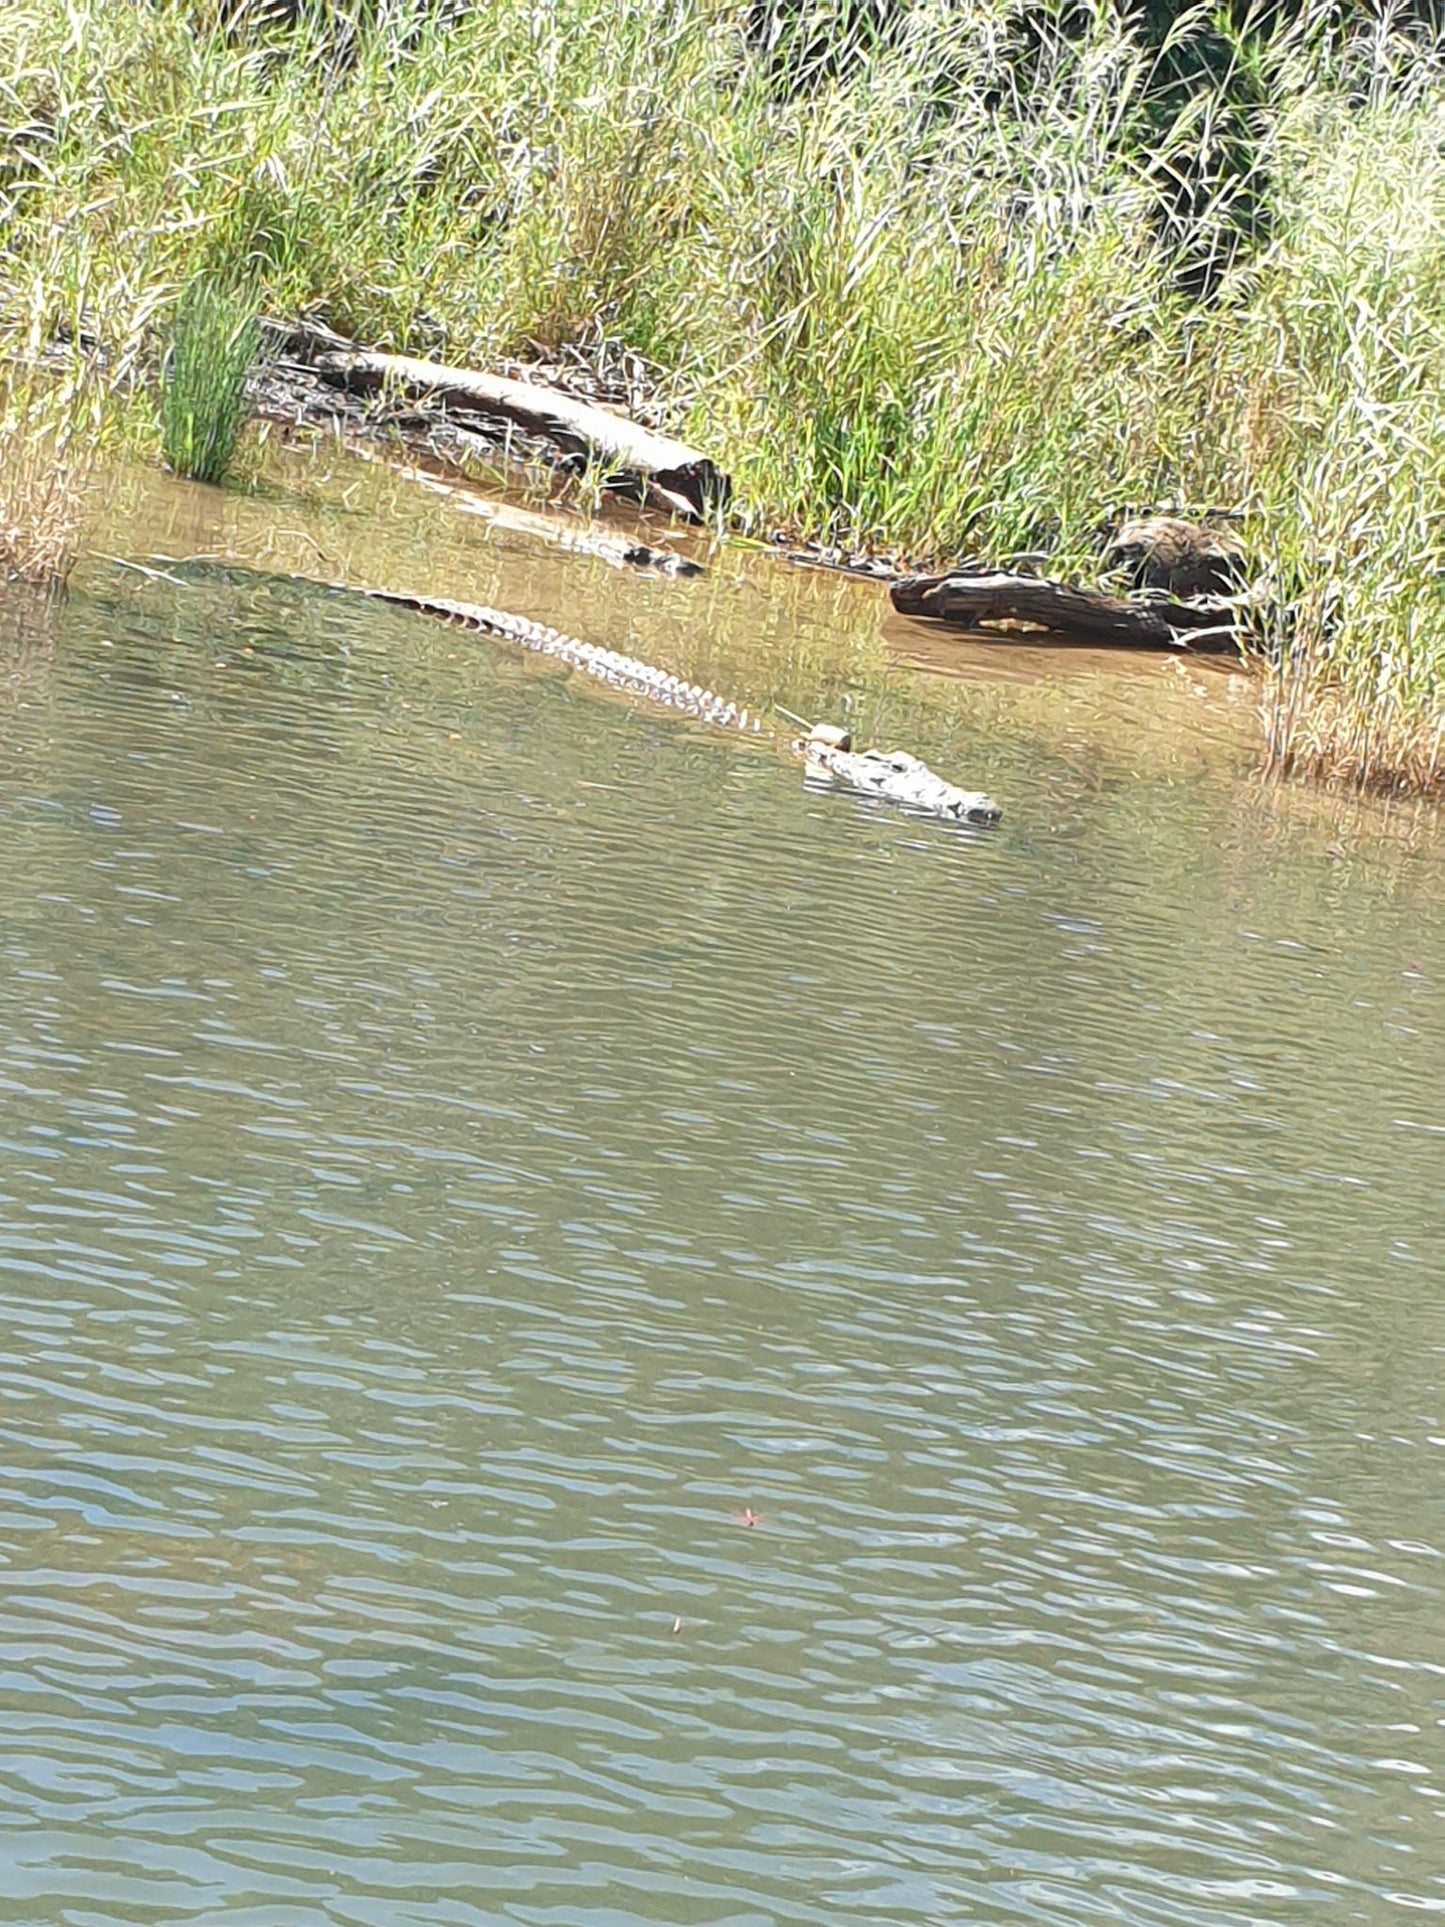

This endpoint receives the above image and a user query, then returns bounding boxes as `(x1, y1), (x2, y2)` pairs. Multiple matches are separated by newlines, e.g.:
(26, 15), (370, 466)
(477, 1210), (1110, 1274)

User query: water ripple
(0, 562), (1440, 1924)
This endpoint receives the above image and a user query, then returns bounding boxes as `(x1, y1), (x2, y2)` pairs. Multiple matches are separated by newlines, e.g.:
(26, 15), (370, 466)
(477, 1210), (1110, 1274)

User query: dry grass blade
(0, 374), (93, 593)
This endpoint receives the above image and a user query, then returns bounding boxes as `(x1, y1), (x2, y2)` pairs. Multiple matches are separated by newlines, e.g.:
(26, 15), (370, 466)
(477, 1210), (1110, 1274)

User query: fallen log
(314, 348), (729, 522)
(890, 570), (1241, 653)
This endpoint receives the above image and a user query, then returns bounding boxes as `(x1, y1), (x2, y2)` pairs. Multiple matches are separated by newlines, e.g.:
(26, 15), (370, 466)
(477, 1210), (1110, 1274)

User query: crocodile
(338, 583), (1002, 825)
(345, 446), (705, 575)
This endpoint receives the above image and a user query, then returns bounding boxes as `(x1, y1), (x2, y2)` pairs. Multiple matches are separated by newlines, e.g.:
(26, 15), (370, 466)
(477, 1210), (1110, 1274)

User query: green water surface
(0, 487), (1441, 1927)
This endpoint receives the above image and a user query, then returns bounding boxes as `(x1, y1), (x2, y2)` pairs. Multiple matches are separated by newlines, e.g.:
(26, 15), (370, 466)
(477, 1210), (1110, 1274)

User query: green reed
(159, 276), (262, 485)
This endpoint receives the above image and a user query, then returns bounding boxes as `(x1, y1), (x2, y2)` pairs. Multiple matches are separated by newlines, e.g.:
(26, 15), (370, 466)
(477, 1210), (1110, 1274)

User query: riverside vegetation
(2, 0), (1445, 796)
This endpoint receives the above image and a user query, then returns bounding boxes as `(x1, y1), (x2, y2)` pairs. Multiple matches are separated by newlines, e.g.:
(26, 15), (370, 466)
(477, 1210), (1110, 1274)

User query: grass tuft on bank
(161, 276), (262, 484)
(1, 0), (1444, 790)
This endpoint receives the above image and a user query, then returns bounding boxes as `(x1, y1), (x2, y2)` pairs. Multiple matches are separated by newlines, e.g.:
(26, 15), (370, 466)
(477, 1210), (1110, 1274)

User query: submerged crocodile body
(346, 583), (1002, 825)
(358, 586), (760, 731)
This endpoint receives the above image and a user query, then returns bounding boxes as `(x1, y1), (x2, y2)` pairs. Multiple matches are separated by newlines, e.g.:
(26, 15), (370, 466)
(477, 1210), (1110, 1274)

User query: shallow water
(0, 459), (1442, 1926)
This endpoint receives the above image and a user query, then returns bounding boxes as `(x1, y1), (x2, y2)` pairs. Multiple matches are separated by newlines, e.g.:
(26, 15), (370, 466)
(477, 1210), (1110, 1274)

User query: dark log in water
(314, 349), (729, 522)
(891, 571), (1241, 653)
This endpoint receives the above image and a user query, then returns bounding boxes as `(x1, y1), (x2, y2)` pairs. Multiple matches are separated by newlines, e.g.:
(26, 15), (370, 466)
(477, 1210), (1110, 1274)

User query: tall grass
(0, 315), (108, 592)
(160, 275), (262, 483)
(1, 0), (1444, 789)
(0, 388), (85, 591)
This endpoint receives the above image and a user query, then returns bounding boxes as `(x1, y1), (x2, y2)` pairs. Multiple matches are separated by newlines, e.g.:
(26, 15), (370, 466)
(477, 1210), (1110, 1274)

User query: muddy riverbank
(90, 445), (1258, 759)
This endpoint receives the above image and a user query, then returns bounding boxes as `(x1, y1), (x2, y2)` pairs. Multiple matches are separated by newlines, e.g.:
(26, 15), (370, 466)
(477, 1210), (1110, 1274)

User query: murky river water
(0, 459), (1442, 1925)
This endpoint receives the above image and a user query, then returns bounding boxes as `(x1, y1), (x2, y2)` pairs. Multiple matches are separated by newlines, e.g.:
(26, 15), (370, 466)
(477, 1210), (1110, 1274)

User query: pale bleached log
(314, 348), (728, 522)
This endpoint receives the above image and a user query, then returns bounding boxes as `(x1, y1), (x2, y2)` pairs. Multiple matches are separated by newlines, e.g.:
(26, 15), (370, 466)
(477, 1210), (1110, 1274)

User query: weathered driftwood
(890, 570), (1241, 653)
(314, 349), (729, 522)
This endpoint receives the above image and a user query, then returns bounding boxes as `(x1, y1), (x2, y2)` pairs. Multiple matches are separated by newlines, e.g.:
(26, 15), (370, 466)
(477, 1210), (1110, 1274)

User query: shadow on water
(0, 448), (1441, 1926)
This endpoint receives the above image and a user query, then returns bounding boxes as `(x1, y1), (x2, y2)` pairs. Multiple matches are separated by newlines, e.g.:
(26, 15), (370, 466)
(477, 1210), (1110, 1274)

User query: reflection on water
(0, 463), (1442, 1926)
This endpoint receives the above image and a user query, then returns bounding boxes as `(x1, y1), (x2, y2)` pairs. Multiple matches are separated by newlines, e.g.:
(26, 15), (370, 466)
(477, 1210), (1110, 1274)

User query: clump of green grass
(160, 276), (262, 484)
